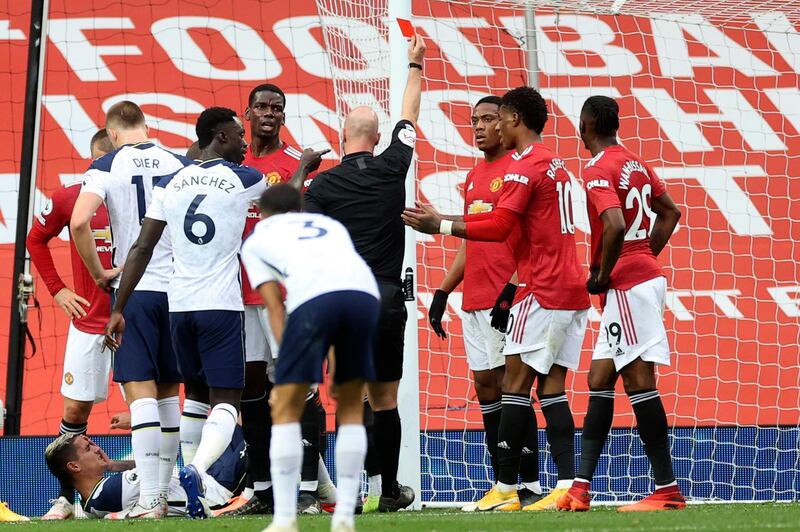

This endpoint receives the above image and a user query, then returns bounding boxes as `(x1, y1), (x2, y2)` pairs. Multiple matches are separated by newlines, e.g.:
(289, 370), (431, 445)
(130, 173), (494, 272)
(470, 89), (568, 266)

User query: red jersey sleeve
(584, 165), (621, 216)
(496, 167), (534, 214)
(26, 186), (74, 296)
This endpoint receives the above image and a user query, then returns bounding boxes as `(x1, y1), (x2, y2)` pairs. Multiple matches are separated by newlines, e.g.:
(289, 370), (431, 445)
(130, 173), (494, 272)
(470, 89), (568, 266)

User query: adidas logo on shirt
(301, 439), (313, 447)
(497, 441), (510, 450)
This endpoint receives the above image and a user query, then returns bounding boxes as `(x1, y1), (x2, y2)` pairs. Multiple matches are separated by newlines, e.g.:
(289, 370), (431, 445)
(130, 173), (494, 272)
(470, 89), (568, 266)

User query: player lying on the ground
(427, 95), (542, 511)
(403, 87), (590, 511)
(26, 129), (116, 520)
(44, 429), (246, 519)
(557, 96), (684, 513)
(241, 184), (380, 532)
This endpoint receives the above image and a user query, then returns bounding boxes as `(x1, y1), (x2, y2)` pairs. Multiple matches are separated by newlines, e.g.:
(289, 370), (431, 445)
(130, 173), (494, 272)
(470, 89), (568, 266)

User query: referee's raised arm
(302, 35), (426, 512)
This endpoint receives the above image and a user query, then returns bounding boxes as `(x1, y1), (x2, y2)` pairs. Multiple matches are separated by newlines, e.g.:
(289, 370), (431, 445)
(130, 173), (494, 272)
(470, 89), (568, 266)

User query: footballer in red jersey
(427, 96), (540, 510)
(26, 129), (117, 520)
(221, 83), (328, 517)
(558, 96), (683, 513)
(405, 87), (589, 511)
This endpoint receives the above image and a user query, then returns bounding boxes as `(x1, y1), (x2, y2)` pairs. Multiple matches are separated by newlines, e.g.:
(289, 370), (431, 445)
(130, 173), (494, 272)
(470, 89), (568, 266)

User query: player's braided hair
(582, 95), (620, 137)
(248, 83), (286, 107)
(475, 95), (502, 108)
(44, 433), (79, 489)
(500, 87), (548, 134)
(195, 106), (238, 149)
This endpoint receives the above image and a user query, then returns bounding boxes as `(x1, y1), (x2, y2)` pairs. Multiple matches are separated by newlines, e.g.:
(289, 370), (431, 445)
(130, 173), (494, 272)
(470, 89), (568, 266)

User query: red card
(397, 18), (415, 38)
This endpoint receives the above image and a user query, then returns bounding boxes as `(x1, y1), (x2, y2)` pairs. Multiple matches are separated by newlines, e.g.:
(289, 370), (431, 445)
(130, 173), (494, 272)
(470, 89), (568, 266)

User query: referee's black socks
(373, 408), (401, 498)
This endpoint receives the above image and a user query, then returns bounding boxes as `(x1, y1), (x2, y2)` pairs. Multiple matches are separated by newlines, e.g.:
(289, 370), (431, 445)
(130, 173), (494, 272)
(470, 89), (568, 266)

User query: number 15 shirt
(146, 159), (266, 312)
(583, 145), (667, 291)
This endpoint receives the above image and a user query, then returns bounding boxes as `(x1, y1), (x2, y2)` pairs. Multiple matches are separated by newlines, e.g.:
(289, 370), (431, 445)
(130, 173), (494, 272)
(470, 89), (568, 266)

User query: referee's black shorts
(373, 281), (407, 382)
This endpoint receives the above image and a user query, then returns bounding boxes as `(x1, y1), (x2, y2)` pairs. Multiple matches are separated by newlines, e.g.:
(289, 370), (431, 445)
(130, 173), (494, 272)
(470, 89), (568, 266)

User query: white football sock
(180, 399), (209, 466)
(192, 403), (238, 474)
(130, 398), (161, 508)
(270, 423), (302, 527)
(368, 474), (382, 497)
(317, 455), (337, 501)
(522, 480), (542, 495)
(157, 396), (181, 498)
(300, 480), (318, 492)
(253, 481), (272, 492)
(332, 424), (366, 528)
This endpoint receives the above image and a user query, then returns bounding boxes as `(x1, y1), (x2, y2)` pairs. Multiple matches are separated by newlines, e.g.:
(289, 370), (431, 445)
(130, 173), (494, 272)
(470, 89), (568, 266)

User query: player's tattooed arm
(648, 191), (681, 257)
(70, 192), (121, 290)
(106, 460), (136, 472)
(104, 218), (167, 351)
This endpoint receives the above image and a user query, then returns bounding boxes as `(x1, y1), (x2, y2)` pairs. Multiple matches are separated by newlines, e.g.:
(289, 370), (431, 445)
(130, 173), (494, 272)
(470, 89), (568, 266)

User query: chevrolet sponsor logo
(467, 200), (493, 214)
(92, 226), (112, 243)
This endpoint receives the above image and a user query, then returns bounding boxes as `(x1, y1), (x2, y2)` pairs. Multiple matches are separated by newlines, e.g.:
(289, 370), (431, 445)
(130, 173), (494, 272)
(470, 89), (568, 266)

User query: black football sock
(629, 389), (676, 487)
(58, 420), (88, 500)
(240, 392), (271, 496)
(315, 393), (328, 460)
(540, 392), (575, 482)
(300, 392), (321, 490)
(517, 399), (539, 487)
(363, 401), (381, 477)
(479, 400), (502, 480)
(496, 394), (533, 487)
(373, 408), (401, 498)
(576, 390), (615, 482)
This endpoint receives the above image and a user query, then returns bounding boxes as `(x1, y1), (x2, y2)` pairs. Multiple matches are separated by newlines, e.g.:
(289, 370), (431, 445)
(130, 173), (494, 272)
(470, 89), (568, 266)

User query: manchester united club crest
(489, 177), (503, 192)
(266, 172), (282, 185)
(64, 372), (74, 385)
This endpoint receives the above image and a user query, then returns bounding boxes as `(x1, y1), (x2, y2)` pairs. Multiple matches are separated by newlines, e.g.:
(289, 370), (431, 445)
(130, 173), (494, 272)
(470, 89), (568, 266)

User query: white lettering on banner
(664, 292), (694, 321)
(151, 17), (281, 80)
(102, 93), (203, 148)
(656, 165), (772, 236)
(497, 15), (641, 77)
(633, 88), (785, 153)
(0, 20), (25, 40)
(48, 18), (142, 82)
(273, 16), (385, 80)
(767, 286), (800, 318)
(763, 88), (800, 136)
(567, 171), (590, 234)
(0, 175), (51, 244)
(415, 18), (495, 77)
(42, 95), (99, 159)
(650, 13), (777, 77)
(752, 12), (800, 74)
(670, 289), (745, 320)
(282, 94), (340, 159)
(419, 90), (484, 157)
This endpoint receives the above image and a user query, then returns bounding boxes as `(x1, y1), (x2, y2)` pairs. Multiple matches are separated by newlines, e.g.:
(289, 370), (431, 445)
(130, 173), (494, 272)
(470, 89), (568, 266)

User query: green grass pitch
(8, 504), (800, 531)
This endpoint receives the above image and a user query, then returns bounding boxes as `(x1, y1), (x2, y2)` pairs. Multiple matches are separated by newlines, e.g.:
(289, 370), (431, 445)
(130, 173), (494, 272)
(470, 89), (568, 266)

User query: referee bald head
(343, 106), (381, 153)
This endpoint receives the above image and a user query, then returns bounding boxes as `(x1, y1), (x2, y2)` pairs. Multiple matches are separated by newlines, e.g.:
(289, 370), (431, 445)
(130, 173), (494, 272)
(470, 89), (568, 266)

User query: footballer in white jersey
(240, 184), (380, 531)
(106, 107), (262, 519)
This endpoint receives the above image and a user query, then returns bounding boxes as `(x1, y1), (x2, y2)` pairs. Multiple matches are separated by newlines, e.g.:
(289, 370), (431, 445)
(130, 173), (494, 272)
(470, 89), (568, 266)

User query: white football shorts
(504, 294), (588, 375)
(462, 309), (506, 371)
(61, 323), (111, 403)
(593, 276), (671, 371)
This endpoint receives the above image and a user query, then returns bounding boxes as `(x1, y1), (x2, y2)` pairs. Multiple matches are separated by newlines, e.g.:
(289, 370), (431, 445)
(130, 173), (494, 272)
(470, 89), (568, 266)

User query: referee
(304, 35), (425, 512)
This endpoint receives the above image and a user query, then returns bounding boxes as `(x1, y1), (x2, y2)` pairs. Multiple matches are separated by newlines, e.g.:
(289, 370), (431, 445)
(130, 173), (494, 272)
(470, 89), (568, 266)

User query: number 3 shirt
(81, 142), (192, 292)
(146, 158), (266, 312)
(583, 145), (667, 290)
(496, 143), (589, 311)
(241, 212), (378, 313)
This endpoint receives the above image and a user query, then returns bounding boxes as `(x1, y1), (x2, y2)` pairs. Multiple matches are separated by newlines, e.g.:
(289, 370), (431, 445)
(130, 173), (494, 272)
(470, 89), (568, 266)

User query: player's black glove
(429, 289), (449, 339)
(490, 282), (517, 332)
(586, 268), (610, 295)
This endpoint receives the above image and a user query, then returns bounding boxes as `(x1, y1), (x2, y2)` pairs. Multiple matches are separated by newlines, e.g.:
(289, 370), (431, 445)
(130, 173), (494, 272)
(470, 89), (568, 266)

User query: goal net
(315, 0), (800, 504)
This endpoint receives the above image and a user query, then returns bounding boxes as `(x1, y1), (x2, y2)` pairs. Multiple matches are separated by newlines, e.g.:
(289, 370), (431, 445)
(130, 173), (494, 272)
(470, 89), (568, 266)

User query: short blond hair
(44, 433), (79, 488)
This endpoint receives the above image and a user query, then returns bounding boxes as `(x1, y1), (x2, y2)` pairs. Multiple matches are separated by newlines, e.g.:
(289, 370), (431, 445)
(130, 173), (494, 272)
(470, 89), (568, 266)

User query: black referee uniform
(304, 119), (416, 383)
